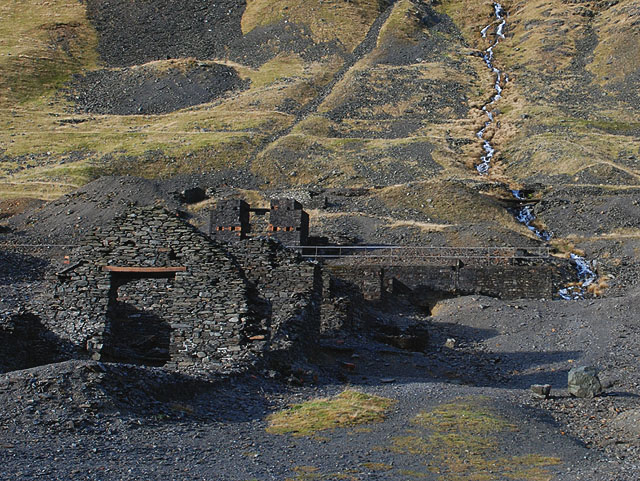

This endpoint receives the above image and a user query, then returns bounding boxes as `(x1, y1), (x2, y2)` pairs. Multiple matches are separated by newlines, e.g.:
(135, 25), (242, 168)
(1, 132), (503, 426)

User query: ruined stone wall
(41, 206), (254, 374)
(327, 262), (564, 301)
(325, 266), (385, 301)
(385, 265), (556, 299)
(230, 238), (322, 367)
(33, 206), (325, 375)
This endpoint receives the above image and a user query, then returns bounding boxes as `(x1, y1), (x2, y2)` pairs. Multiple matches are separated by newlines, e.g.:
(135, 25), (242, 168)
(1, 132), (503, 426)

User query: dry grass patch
(285, 465), (361, 481)
(414, 398), (516, 434)
(435, 0), (496, 44)
(385, 219), (451, 232)
(375, 181), (516, 226)
(361, 462), (393, 471)
(266, 390), (395, 437)
(587, 0), (640, 85)
(237, 54), (306, 89)
(390, 397), (562, 481)
(377, 0), (423, 45)
(0, 0), (99, 106)
(241, 0), (384, 53)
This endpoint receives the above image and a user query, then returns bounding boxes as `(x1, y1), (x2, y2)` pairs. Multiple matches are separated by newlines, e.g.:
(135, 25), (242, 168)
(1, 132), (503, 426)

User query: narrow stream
(558, 255), (598, 300)
(510, 190), (552, 241)
(476, 3), (598, 299)
(476, 2), (507, 175)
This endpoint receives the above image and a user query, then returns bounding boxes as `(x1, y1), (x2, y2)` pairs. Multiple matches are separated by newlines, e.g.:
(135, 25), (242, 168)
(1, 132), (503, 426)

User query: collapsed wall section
(229, 238), (322, 368)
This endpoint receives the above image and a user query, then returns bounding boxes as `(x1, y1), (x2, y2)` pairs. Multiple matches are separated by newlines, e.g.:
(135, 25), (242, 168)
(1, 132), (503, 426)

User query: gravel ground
(1, 290), (639, 480)
(84, 0), (246, 68)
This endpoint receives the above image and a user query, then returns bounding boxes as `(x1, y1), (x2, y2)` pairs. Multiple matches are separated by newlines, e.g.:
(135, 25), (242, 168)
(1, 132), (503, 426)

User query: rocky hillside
(1, 0), (639, 292)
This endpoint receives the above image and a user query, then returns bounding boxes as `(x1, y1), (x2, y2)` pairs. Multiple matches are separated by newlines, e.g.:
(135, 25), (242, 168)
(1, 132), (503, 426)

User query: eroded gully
(476, 3), (597, 299)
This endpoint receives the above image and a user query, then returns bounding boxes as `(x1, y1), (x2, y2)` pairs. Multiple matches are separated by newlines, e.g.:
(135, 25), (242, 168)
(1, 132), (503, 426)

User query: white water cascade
(476, 2), (507, 175)
(476, 4), (598, 299)
(558, 254), (598, 300)
(511, 190), (552, 241)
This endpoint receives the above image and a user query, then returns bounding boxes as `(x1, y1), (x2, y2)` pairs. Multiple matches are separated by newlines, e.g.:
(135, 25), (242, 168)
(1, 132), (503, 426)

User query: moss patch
(389, 397), (562, 481)
(266, 390), (395, 437)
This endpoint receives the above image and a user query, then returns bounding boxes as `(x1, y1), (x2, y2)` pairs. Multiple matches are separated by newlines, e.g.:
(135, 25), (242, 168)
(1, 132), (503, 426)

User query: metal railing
(287, 245), (550, 266)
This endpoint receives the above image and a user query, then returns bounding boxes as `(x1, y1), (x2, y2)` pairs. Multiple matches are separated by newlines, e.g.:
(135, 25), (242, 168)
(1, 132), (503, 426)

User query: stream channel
(476, 3), (597, 299)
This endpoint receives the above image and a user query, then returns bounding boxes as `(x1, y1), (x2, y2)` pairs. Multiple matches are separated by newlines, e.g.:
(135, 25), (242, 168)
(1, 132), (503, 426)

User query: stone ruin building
(209, 198), (309, 246)
(8, 200), (575, 377)
(38, 205), (321, 375)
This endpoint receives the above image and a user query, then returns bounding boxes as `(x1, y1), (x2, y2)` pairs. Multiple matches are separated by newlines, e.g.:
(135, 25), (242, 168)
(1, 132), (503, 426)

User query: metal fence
(287, 245), (550, 266)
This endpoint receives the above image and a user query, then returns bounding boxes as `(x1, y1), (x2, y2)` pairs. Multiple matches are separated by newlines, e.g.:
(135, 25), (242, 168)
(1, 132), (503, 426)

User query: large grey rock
(568, 366), (602, 398)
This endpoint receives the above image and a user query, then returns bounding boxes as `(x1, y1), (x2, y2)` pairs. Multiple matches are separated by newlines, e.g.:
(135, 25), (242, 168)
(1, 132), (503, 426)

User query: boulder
(568, 366), (602, 398)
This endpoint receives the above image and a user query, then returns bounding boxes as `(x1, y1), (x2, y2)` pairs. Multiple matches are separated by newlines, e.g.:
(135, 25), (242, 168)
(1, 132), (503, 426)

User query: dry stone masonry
(14, 201), (577, 376)
(38, 205), (321, 375)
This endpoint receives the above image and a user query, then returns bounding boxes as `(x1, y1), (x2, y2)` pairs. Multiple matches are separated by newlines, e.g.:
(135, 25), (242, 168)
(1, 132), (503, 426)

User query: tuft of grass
(586, 276), (610, 297)
(266, 390), (395, 437)
(414, 397), (516, 434)
(399, 470), (432, 478)
(285, 466), (361, 481)
(361, 462), (393, 471)
(287, 466), (321, 481)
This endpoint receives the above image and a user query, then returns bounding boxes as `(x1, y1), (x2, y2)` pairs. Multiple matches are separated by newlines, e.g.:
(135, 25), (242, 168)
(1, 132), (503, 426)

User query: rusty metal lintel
(101, 266), (187, 273)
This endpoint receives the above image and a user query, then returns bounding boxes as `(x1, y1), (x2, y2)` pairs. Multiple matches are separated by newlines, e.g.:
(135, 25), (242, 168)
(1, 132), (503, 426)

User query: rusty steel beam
(101, 266), (187, 273)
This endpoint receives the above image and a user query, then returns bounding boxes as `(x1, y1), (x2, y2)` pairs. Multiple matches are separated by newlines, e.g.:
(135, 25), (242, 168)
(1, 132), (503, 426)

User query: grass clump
(414, 397), (516, 434)
(266, 390), (395, 436)
(361, 462), (393, 471)
(285, 466), (361, 481)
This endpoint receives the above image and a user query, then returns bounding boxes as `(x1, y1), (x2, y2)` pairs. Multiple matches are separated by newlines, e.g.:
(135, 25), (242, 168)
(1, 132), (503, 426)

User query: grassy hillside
(1, 0), (639, 274)
(242, 0), (387, 52)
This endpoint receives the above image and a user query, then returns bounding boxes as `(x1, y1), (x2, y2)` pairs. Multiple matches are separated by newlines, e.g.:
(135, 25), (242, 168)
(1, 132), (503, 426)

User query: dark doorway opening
(104, 270), (179, 366)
